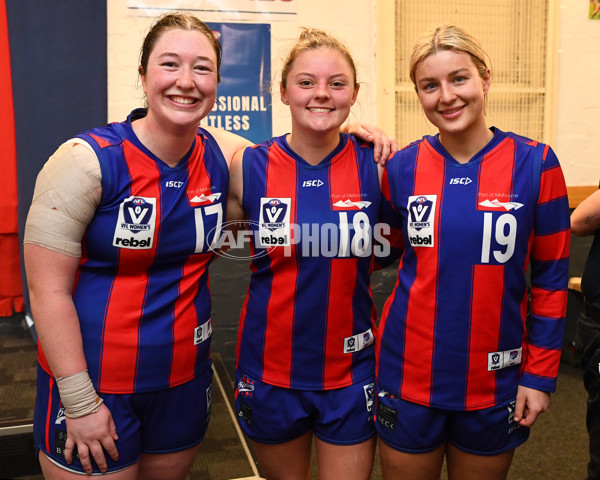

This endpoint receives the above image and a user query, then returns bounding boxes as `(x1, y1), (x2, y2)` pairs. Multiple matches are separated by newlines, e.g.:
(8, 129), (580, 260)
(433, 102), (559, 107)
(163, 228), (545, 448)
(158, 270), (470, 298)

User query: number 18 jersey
(376, 128), (570, 411)
(236, 134), (382, 390)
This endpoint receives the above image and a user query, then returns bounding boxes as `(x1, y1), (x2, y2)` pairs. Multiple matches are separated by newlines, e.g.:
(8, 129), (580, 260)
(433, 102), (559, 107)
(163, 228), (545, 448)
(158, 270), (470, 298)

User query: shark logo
(478, 199), (524, 211)
(332, 199), (372, 210)
(189, 192), (222, 206)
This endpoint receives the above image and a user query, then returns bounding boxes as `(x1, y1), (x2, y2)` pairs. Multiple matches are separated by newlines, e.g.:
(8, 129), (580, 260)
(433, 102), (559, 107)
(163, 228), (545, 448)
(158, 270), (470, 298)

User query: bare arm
(571, 188), (600, 236)
(25, 244), (86, 376)
(203, 126), (253, 168)
(227, 147), (246, 223)
(25, 244), (119, 473)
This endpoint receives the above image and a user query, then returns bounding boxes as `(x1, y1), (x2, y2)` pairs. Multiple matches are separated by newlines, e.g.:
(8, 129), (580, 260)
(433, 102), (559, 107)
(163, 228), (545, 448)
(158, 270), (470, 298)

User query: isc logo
(449, 177), (472, 185)
(165, 180), (184, 188)
(302, 179), (323, 187)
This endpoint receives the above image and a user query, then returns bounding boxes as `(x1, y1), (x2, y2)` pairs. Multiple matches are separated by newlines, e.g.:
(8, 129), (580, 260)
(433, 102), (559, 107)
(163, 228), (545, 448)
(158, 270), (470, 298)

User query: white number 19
(481, 212), (516, 264)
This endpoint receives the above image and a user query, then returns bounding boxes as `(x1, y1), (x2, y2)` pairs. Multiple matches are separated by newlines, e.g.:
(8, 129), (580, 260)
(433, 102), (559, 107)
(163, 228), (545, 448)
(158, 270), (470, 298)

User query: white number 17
(194, 203), (223, 253)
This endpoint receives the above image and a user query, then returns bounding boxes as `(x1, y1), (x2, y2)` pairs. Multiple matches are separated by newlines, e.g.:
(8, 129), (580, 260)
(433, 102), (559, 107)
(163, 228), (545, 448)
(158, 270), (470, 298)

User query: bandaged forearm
(56, 370), (103, 418)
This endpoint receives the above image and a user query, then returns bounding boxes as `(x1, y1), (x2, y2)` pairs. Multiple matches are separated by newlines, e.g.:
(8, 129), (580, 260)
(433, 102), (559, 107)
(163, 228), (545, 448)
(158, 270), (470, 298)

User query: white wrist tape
(55, 370), (103, 418)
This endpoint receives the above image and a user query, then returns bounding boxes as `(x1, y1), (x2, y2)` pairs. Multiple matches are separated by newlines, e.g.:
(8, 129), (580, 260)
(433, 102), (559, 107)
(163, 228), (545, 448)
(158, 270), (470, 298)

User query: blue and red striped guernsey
(236, 134), (381, 390)
(37, 109), (229, 394)
(376, 128), (570, 411)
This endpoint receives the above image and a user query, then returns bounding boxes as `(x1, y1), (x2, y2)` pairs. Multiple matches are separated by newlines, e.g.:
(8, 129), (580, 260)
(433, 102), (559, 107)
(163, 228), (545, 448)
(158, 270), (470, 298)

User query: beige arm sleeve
(24, 141), (102, 257)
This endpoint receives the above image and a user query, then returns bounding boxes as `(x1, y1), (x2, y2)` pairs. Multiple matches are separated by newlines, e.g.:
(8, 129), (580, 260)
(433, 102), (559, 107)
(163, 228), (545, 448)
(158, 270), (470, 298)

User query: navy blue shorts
(235, 370), (375, 445)
(375, 386), (529, 455)
(33, 364), (213, 474)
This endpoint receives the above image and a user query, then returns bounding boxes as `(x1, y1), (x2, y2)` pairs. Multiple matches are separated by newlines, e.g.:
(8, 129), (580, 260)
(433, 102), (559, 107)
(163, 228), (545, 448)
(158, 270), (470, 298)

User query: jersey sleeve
(371, 161), (404, 270)
(521, 144), (570, 392)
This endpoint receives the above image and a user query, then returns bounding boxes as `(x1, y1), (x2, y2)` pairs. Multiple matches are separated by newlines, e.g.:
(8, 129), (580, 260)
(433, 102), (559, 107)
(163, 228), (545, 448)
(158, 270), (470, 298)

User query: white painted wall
(106, 0), (378, 138)
(106, 0), (600, 187)
(555, 0), (600, 186)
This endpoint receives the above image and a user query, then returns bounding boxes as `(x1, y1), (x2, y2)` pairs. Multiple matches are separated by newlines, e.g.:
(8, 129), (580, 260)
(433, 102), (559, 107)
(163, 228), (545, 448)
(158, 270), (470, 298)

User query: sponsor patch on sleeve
(343, 328), (375, 354)
(488, 347), (522, 371)
(194, 318), (213, 345)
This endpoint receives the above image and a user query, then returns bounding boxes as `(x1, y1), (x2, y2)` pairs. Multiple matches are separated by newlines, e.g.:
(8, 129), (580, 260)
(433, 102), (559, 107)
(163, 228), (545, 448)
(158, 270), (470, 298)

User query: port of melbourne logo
(258, 197), (291, 247)
(407, 195), (436, 248)
(113, 196), (157, 249)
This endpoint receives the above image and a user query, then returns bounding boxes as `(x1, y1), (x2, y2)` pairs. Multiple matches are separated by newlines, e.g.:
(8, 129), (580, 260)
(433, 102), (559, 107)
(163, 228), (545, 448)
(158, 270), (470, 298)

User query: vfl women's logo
(261, 199), (288, 230)
(407, 195), (436, 247)
(409, 196), (433, 230)
(113, 196), (157, 249)
(259, 197), (291, 246)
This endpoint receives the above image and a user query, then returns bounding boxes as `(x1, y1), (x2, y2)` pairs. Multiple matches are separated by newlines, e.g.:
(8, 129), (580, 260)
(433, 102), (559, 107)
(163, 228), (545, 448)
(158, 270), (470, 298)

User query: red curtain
(0, 0), (24, 316)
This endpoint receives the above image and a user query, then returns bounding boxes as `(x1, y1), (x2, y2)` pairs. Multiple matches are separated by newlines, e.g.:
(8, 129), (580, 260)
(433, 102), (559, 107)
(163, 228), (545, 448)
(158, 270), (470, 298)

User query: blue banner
(202, 23), (272, 144)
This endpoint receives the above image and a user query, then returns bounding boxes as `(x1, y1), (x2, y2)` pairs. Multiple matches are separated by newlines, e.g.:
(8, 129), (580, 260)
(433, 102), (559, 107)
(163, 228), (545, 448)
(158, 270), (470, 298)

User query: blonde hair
(409, 24), (490, 87)
(280, 28), (357, 89)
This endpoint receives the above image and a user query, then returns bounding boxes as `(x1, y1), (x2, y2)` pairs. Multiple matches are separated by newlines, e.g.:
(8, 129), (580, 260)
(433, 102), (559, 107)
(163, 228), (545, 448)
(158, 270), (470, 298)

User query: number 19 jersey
(376, 128), (570, 411)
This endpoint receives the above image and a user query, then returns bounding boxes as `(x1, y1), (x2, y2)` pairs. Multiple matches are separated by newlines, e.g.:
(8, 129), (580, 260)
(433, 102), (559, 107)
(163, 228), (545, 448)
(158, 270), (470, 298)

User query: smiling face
(140, 28), (218, 134)
(280, 47), (359, 138)
(414, 49), (490, 140)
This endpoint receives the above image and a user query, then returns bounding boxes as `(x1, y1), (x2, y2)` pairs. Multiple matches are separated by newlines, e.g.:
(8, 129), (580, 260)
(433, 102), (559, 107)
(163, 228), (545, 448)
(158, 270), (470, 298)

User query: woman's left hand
(343, 123), (398, 165)
(514, 385), (551, 427)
